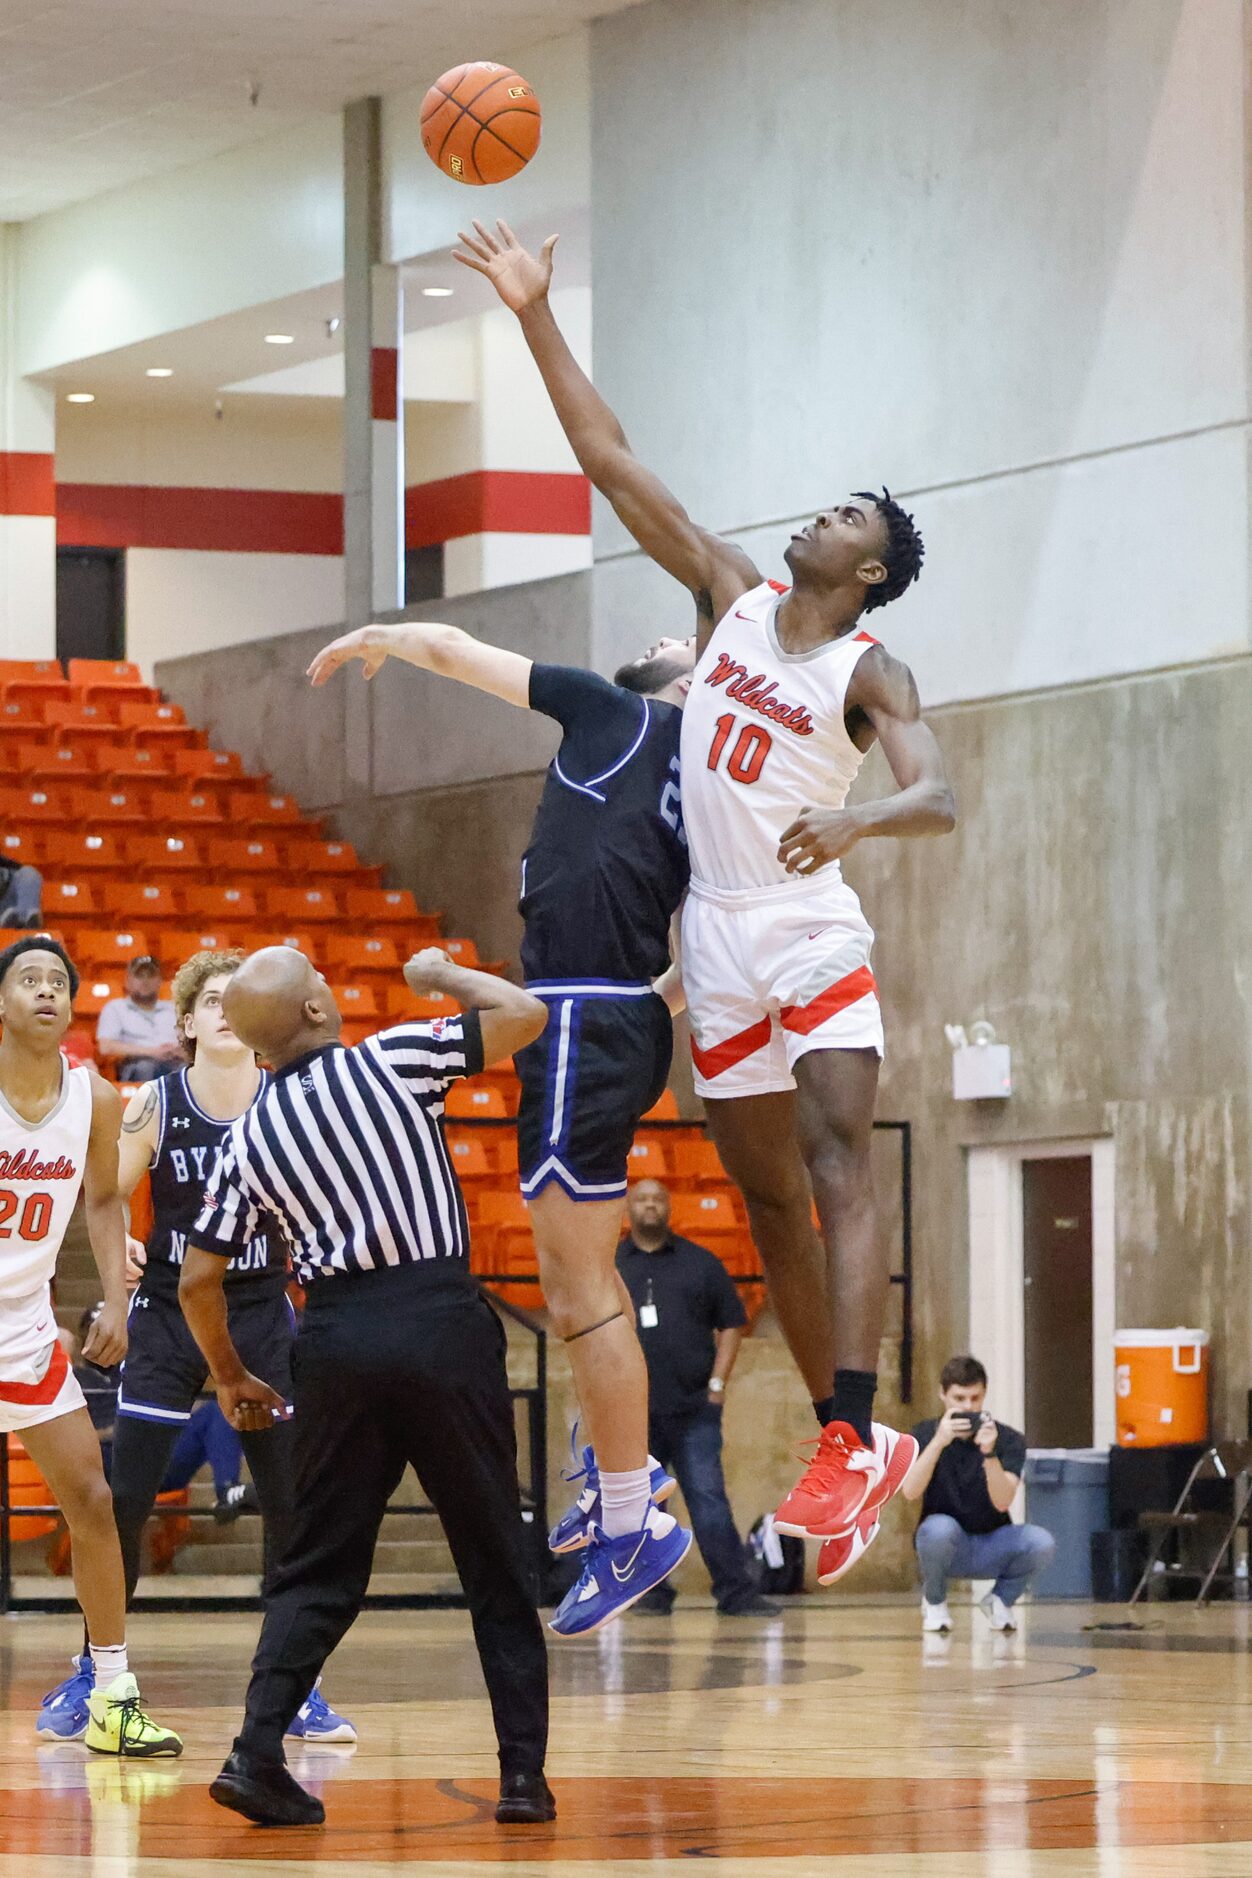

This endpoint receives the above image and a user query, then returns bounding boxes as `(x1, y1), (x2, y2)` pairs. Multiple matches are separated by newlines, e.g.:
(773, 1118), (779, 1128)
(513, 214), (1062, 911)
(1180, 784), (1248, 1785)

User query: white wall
(589, 0), (1250, 700)
(125, 549), (343, 678)
(57, 397), (341, 491)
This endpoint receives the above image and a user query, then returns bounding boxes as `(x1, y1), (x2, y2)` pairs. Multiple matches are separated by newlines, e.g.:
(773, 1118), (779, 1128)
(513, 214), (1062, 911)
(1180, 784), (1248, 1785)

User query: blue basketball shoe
(36, 1653), (94, 1740)
(549, 1507), (692, 1637)
(548, 1443), (676, 1555)
(286, 1679), (357, 1743)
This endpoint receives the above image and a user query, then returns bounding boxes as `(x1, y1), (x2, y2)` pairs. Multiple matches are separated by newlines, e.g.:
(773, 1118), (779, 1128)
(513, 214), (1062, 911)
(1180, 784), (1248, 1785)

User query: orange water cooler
(1114, 1328), (1210, 1447)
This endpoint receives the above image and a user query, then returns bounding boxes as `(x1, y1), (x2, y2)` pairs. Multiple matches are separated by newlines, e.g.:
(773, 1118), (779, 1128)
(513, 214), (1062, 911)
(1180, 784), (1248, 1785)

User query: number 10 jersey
(679, 580), (880, 895)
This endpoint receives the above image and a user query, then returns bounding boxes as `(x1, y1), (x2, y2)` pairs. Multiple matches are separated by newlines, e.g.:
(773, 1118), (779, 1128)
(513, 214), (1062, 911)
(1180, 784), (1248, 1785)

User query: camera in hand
(950, 1410), (983, 1435)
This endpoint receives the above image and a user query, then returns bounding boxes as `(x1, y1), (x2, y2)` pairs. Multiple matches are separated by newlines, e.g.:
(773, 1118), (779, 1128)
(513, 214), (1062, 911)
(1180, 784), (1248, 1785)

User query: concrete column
(370, 262), (404, 615)
(0, 225), (56, 658)
(342, 97), (382, 627)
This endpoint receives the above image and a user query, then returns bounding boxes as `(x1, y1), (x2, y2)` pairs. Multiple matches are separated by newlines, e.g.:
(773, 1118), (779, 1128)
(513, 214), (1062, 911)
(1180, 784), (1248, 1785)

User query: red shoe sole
(806, 1429), (920, 1541)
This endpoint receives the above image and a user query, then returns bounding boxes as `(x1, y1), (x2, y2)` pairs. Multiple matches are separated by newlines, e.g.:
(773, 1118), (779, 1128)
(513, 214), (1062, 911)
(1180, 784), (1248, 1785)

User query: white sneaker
(978, 1591), (1017, 1632)
(921, 1599), (952, 1633)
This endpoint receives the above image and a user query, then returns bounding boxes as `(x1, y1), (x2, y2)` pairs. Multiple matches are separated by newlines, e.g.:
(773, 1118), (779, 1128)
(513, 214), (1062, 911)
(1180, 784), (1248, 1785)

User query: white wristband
(708, 1377), (725, 1394)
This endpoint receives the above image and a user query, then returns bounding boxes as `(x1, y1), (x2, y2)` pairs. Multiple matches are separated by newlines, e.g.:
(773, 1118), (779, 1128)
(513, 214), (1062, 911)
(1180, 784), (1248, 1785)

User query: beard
(614, 649), (687, 695)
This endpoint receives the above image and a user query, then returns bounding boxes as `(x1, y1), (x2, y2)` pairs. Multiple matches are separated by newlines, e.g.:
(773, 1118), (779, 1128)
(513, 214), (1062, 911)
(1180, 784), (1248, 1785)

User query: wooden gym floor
(2, 1596), (1251, 1875)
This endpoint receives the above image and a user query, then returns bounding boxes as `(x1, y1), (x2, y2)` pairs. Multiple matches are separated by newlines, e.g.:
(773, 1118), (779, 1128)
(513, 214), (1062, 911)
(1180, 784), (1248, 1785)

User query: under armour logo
(171, 1117), (191, 1130)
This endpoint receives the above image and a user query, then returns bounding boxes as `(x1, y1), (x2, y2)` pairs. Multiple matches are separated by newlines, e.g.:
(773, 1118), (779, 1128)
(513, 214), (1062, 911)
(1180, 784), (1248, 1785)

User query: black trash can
(1091, 1527), (1145, 1602)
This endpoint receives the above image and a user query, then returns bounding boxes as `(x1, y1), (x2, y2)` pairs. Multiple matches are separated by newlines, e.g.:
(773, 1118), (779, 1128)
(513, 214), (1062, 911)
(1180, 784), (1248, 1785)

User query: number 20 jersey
(679, 580), (882, 894)
(0, 1062), (92, 1370)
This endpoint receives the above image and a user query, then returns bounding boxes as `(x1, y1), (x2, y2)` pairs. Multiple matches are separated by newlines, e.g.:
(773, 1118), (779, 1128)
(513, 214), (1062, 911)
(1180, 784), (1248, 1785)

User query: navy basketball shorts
(117, 1283), (296, 1425)
(515, 983), (673, 1203)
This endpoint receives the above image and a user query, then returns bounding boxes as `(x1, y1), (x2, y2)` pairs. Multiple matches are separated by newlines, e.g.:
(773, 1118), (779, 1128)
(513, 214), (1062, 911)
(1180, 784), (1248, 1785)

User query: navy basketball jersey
(142, 1068), (283, 1294)
(521, 664), (689, 984)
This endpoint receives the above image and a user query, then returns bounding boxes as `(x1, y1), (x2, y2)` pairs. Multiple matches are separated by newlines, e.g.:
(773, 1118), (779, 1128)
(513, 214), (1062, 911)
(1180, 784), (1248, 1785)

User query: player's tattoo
(122, 1085), (158, 1133)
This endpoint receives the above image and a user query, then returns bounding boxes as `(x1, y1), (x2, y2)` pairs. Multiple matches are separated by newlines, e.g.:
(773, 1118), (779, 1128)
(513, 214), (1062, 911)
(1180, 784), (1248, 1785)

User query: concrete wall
(588, 0), (1250, 704)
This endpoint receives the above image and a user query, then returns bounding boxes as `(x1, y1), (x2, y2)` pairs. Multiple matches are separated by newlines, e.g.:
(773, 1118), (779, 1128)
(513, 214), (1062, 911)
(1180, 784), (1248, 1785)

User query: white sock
(599, 1465), (653, 1537)
(90, 1642), (128, 1687)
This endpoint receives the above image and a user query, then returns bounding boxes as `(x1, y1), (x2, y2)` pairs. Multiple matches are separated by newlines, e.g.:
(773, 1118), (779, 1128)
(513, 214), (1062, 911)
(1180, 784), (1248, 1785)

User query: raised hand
(403, 948), (454, 996)
(453, 218), (558, 312)
(307, 626), (388, 688)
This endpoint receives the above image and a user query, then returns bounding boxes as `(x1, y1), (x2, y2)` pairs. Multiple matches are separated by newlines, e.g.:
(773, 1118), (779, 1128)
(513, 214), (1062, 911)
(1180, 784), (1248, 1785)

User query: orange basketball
(420, 62), (541, 187)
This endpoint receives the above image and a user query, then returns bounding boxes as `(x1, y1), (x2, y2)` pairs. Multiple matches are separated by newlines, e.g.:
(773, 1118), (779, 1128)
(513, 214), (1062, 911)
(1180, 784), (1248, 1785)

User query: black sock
(831, 1369), (877, 1446)
(812, 1394), (837, 1428)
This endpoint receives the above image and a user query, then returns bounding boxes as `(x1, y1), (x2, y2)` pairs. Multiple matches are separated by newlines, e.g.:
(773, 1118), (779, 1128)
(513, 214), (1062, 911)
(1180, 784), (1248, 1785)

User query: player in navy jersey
(309, 621), (695, 1633)
(42, 950), (354, 1744)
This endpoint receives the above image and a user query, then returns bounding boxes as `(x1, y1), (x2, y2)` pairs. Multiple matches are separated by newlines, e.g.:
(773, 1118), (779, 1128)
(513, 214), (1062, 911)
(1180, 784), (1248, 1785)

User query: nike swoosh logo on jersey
(610, 1531), (650, 1583)
(807, 929), (828, 941)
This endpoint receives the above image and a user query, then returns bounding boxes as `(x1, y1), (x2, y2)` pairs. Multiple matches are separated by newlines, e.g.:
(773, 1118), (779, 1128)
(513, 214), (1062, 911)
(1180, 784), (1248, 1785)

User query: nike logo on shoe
(610, 1532), (650, 1583)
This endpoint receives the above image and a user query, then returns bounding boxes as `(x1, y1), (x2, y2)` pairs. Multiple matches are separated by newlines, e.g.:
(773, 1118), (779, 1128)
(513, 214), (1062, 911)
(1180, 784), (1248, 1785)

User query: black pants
(108, 1412), (296, 1606)
(235, 1265), (549, 1775)
(647, 1406), (756, 1612)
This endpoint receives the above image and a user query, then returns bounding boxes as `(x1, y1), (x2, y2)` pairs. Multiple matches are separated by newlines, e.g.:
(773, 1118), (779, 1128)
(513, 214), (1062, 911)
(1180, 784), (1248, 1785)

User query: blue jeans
(0, 864), (42, 927)
(648, 1405), (756, 1611)
(915, 1514), (1056, 1607)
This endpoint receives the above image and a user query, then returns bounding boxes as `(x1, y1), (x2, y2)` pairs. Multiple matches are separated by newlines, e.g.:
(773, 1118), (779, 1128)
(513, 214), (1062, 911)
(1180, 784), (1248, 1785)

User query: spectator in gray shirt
(95, 955), (183, 1081)
(0, 855), (42, 928)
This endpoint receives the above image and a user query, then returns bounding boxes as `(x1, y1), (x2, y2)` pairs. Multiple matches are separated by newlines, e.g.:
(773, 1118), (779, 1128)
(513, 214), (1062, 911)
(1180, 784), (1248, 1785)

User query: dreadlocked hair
(854, 487), (924, 611)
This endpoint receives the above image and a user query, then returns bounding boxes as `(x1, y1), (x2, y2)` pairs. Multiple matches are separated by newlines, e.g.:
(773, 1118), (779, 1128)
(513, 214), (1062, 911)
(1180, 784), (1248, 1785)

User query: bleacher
(0, 654), (764, 1316)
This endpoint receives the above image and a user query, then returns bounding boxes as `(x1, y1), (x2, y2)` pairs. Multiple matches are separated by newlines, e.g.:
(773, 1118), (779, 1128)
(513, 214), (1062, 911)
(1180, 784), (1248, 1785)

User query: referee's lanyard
(638, 1277), (659, 1330)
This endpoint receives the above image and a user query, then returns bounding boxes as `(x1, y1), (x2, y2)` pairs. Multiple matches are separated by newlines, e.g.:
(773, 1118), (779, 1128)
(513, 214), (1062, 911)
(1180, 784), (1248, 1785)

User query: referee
(178, 943), (551, 1829)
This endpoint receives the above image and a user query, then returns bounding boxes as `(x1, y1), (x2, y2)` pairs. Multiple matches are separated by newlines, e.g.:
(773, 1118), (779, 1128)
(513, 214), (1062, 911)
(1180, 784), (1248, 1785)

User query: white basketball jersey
(0, 1062), (92, 1368)
(680, 580), (881, 892)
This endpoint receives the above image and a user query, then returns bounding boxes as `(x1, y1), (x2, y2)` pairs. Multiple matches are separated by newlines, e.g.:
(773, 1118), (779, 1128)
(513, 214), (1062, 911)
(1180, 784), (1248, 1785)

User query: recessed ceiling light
(66, 392), (94, 404)
(146, 367), (173, 378)
(264, 332), (295, 345)
(422, 286), (454, 298)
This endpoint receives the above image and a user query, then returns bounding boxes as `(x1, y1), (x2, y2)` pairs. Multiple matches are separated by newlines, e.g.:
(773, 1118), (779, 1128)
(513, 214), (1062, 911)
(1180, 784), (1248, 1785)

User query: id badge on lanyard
(639, 1277), (658, 1329)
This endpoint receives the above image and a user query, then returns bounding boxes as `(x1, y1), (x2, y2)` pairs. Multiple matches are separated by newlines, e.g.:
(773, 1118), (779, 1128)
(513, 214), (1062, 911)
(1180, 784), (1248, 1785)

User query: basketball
(420, 62), (541, 187)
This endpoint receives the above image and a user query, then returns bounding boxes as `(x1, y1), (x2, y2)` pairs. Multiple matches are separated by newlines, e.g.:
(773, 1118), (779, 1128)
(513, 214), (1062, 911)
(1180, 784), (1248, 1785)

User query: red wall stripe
(0, 452), (56, 518)
(370, 347), (399, 423)
(56, 470), (590, 555)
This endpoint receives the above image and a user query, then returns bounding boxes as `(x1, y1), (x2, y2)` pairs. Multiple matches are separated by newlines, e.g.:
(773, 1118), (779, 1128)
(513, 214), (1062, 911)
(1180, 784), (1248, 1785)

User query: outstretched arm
(777, 648), (956, 875)
(454, 220), (760, 636)
(308, 620), (531, 704)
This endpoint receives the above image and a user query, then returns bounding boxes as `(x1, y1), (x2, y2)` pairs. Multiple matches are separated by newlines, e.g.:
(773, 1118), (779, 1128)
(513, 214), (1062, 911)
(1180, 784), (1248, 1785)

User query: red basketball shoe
(773, 1420), (883, 1540)
(814, 1425), (920, 1585)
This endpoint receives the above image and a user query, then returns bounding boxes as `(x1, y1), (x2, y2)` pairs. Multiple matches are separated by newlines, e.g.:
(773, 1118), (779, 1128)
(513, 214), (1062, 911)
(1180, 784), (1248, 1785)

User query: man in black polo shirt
(616, 1180), (777, 1617)
(901, 1353), (1054, 1635)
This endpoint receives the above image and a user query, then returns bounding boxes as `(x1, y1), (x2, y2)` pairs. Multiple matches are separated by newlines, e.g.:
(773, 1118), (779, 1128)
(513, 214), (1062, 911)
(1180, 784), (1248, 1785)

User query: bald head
(222, 947), (341, 1066)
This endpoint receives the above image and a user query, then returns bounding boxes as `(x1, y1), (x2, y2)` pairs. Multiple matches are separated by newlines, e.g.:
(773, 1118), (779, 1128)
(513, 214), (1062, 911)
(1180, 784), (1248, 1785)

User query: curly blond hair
(172, 949), (245, 1053)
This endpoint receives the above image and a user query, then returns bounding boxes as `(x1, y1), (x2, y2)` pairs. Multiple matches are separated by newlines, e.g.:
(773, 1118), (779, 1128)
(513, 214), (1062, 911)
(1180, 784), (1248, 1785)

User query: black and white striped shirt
(190, 1015), (483, 1284)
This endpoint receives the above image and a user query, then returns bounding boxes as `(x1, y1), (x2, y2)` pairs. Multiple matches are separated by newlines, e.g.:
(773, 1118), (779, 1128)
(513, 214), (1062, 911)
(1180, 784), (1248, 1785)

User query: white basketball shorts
(0, 1337), (86, 1435)
(682, 871), (884, 1101)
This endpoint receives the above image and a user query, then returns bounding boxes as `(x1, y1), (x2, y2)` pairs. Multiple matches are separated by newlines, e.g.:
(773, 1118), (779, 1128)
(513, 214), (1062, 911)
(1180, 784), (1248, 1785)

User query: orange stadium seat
(1, 830), (39, 867)
(229, 789), (304, 827)
(67, 658), (144, 689)
(2, 677), (69, 711)
(441, 937), (482, 969)
(106, 746), (172, 785)
(72, 788), (149, 825)
(285, 837), (366, 877)
(0, 659), (60, 684)
(43, 832), (129, 872)
(171, 747), (245, 782)
(181, 885), (259, 925)
(128, 834), (203, 873)
(0, 699), (47, 730)
(78, 929), (151, 969)
(625, 1136), (670, 1182)
(150, 788), (227, 825)
(251, 929), (319, 959)
(116, 699), (183, 730)
(325, 934), (400, 974)
(336, 984), (379, 1024)
(159, 929), (243, 965)
(670, 1192), (740, 1240)
(74, 973), (126, 1016)
(264, 887), (339, 924)
(17, 740), (102, 779)
(387, 985), (458, 1021)
(5, 1436), (58, 1543)
(42, 880), (100, 923)
(208, 837), (282, 874)
(109, 881), (179, 923)
(670, 1136), (730, 1186)
(446, 1084), (508, 1121)
(345, 886), (435, 929)
(447, 1133), (493, 1184)
(0, 784), (75, 824)
(43, 702), (120, 737)
(642, 1088), (681, 1122)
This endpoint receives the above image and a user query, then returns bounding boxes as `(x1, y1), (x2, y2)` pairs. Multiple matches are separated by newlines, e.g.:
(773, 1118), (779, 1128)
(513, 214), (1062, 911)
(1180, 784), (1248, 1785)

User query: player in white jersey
(460, 220), (955, 1585)
(0, 937), (181, 1754)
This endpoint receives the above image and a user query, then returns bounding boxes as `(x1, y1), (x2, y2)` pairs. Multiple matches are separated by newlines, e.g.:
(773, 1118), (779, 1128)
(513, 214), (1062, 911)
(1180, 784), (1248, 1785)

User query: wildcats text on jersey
(0, 1150), (78, 1181)
(704, 652), (815, 736)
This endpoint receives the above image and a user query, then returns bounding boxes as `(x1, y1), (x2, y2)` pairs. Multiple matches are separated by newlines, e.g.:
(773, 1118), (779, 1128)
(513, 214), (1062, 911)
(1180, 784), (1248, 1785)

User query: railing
(462, 1114), (914, 1403)
(0, 1284), (548, 1615)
